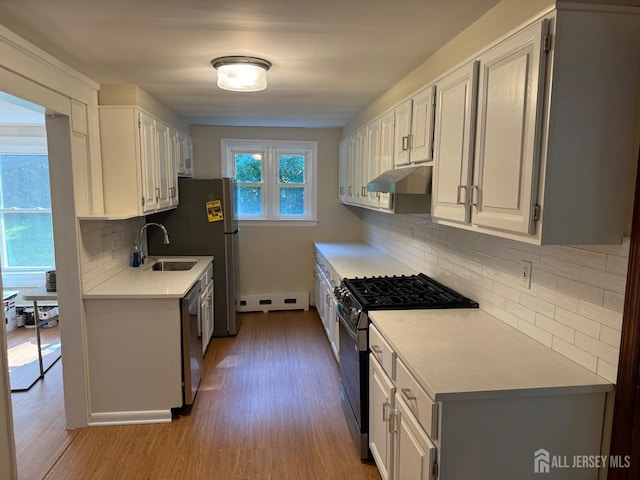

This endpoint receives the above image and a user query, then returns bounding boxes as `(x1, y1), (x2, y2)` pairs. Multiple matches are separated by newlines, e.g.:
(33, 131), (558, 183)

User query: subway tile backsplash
(79, 218), (145, 292)
(363, 210), (628, 384)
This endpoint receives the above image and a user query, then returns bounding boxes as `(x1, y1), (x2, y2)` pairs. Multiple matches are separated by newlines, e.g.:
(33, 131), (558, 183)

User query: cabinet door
(393, 99), (412, 166)
(431, 61), (479, 224)
(322, 274), (332, 337)
(410, 86), (436, 163)
(365, 120), (381, 207)
(355, 130), (367, 205)
(370, 354), (395, 480)
(329, 295), (339, 361)
(156, 124), (171, 209)
(379, 110), (395, 210)
(138, 112), (158, 213)
(471, 20), (547, 234)
(168, 129), (180, 206)
(339, 137), (350, 203)
(395, 395), (437, 480)
(178, 133), (193, 177)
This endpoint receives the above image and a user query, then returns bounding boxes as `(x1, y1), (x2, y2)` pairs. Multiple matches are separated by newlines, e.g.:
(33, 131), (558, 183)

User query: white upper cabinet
(365, 120), (382, 207)
(471, 20), (547, 235)
(432, 8), (640, 244)
(99, 106), (188, 218)
(432, 61), (479, 224)
(394, 86), (436, 167)
(177, 131), (193, 177)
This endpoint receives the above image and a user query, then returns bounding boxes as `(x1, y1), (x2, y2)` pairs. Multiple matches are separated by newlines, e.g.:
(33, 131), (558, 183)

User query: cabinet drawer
(396, 357), (438, 440)
(369, 324), (395, 380)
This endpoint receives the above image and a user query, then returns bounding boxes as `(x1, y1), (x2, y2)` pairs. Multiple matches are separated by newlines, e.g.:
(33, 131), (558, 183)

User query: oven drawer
(396, 357), (439, 440)
(369, 324), (395, 380)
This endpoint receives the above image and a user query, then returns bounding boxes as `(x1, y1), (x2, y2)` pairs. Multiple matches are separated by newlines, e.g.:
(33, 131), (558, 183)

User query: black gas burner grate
(343, 273), (478, 311)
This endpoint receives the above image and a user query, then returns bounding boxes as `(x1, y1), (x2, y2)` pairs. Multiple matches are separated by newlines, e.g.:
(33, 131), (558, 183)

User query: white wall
(364, 210), (627, 383)
(191, 125), (363, 296)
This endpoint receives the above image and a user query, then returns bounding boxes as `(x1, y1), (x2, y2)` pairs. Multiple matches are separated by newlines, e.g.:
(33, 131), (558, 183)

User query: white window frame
(0, 134), (54, 286)
(221, 139), (318, 226)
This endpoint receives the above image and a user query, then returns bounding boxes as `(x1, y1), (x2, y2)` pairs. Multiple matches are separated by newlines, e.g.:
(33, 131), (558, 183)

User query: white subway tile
(576, 300), (623, 330)
(539, 256), (581, 281)
(518, 319), (552, 348)
(579, 266), (627, 295)
(551, 337), (598, 372)
(491, 305), (519, 329)
(536, 285), (578, 312)
(530, 269), (558, 290)
(606, 255), (628, 276)
(540, 245), (607, 270)
(493, 282), (521, 302)
(596, 359), (618, 383)
(603, 291), (625, 314)
(554, 307), (600, 338)
(505, 299), (536, 324)
(534, 313), (575, 343)
(575, 239), (630, 258)
(599, 325), (622, 348)
(574, 332), (619, 365)
(557, 277), (604, 305)
(520, 293), (556, 318)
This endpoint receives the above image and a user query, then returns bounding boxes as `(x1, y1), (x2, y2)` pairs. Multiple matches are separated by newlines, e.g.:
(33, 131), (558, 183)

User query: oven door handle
(337, 308), (359, 342)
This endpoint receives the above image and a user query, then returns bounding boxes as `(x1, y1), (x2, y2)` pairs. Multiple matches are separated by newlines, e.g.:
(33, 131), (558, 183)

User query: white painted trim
(238, 219), (319, 227)
(0, 24), (99, 91)
(88, 410), (173, 426)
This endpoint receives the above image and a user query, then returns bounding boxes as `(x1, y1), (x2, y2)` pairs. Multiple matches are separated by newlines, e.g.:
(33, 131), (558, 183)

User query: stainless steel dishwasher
(181, 281), (203, 405)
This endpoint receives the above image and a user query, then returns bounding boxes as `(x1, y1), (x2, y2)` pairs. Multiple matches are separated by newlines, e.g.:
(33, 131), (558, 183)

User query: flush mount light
(211, 56), (272, 92)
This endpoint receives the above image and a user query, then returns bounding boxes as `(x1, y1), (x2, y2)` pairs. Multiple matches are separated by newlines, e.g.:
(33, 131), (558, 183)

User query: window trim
(0, 149), (55, 277)
(221, 139), (318, 224)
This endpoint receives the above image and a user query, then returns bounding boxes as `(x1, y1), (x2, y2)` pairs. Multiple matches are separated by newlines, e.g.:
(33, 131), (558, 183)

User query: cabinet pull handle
(402, 387), (417, 401)
(155, 187), (160, 202)
(456, 185), (467, 205)
(471, 185), (480, 207)
(348, 186), (352, 196)
(402, 135), (409, 151)
(361, 186), (368, 197)
(383, 402), (390, 421)
(339, 186), (344, 195)
(371, 345), (382, 358)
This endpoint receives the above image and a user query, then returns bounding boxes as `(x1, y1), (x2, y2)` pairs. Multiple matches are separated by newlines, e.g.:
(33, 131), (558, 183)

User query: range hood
(367, 165), (431, 194)
(367, 165), (432, 214)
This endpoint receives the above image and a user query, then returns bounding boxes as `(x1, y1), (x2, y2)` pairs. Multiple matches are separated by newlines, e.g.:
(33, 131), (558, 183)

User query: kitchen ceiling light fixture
(211, 56), (272, 92)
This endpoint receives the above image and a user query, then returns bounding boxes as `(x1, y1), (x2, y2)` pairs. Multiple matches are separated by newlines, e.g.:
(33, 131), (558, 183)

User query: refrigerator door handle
(225, 228), (239, 236)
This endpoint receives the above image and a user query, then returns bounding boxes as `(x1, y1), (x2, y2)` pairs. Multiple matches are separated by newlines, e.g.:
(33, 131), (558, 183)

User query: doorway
(0, 91), (72, 477)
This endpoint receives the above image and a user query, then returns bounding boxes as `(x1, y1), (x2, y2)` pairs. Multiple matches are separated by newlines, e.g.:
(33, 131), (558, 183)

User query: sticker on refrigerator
(206, 200), (223, 222)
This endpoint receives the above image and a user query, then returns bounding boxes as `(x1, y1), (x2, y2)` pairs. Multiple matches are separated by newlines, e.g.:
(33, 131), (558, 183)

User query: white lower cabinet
(369, 322), (606, 480)
(395, 395), (437, 480)
(370, 354), (395, 480)
(314, 251), (339, 362)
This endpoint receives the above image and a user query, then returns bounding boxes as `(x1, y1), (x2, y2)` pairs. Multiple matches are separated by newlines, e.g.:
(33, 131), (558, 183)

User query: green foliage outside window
(0, 155), (55, 268)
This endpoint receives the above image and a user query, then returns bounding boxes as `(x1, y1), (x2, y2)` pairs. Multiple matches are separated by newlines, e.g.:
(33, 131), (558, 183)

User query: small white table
(22, 286), (58, 379)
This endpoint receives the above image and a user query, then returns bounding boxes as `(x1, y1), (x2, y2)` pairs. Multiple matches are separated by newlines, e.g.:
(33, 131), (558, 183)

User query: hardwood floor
(35, 310), (380, 479)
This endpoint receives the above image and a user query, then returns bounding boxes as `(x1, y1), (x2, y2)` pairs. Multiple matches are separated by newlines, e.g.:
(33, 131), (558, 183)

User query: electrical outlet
(100, 234), (110, 253)
(521, 260), (532, 289)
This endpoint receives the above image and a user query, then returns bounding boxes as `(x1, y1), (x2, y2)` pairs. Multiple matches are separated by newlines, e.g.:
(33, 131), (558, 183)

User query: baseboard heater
(236, 293), (309, 313)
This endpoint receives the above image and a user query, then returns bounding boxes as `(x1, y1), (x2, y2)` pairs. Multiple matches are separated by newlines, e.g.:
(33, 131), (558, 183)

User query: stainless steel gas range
(334, 273), (478, 459)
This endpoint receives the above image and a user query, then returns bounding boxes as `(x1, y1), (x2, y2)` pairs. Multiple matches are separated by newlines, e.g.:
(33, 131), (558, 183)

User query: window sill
(237, 219), (319, 227)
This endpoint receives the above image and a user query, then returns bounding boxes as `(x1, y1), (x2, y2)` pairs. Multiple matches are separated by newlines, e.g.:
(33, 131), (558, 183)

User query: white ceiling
(0, 0), (500, 128)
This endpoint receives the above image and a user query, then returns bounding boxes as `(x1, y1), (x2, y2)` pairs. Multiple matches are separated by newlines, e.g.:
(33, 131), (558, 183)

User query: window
(0, 154), (55, 271)
(222, 139), (318, 225)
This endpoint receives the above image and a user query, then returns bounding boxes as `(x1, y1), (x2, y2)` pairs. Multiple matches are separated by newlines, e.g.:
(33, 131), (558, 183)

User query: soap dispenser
(131, 243), (141, 267)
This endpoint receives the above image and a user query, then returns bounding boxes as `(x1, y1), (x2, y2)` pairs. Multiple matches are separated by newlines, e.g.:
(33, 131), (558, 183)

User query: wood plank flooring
(37, 310), (380, 480)
(8, 324), (61, 391)
(8, 325), (79, 480)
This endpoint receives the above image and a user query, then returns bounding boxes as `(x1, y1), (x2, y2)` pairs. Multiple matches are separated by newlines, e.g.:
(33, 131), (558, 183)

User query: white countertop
(370, 308), (613, 402)
(83, 256), (214, 299)
(314, 242), (415, 279)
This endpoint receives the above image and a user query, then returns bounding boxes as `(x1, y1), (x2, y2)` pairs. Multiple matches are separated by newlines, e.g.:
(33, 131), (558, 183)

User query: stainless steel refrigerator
(147, 177), (239, 336)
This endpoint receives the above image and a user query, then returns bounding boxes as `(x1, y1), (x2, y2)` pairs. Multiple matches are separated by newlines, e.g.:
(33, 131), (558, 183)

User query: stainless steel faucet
(139, 222), (170, 264)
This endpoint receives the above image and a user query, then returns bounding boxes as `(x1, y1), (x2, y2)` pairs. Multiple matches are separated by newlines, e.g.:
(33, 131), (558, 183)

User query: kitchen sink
(150, 260), (197, 271)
